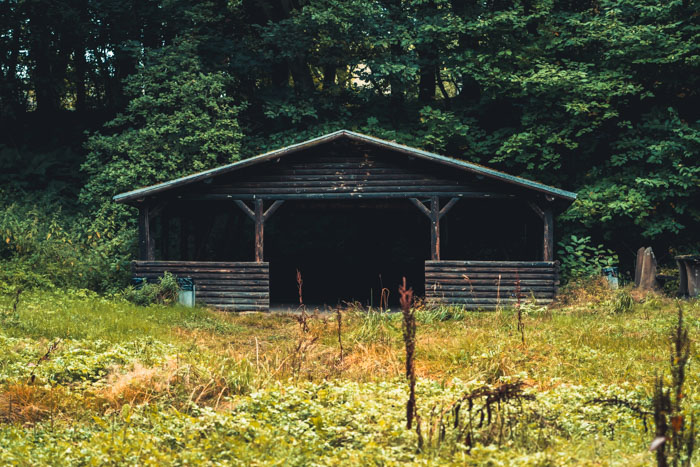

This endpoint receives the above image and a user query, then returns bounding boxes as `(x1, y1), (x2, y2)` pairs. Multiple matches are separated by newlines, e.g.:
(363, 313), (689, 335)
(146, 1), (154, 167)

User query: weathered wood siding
(425, 260), (559, 309)
(184, 143), (520, 200)
(132, 261), (269, 311)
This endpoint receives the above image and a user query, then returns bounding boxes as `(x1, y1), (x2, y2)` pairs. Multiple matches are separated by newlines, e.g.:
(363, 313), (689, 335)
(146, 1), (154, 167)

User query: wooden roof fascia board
(113, 129), (577, 204)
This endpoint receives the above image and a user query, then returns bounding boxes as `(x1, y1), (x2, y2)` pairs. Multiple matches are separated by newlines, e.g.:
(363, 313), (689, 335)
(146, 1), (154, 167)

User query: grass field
(0, 284), (698, 465)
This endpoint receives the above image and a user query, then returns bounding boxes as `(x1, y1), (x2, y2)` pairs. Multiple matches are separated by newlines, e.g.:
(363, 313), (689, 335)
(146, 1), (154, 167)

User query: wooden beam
(160, 212), (169, 260)
(138, 204), (155, 260)
(138, 205), (148, 260)
(234, 200), (255, 220)
(430, 196), (440, 261)
(263, 200), (285, 222)
(409, 198), (431, 218)
(178, 192), (516, 201)
(179, 216), (189, 261)
(438, 197), (459, 219)
(254, 199), (264, 262)
(543, 208), (554, 261)
(527, 201), (544, 220)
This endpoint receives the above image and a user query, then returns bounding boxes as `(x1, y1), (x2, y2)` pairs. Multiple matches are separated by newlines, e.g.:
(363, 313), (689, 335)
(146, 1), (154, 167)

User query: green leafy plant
(558, 235), (619, 282)
(124, 272), (179, 307)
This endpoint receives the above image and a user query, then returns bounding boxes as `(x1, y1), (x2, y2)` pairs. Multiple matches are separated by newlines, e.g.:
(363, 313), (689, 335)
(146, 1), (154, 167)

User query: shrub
(0, 193), (132, 293)
(124, 272), (180, 306)
(558, 235), (618, 282)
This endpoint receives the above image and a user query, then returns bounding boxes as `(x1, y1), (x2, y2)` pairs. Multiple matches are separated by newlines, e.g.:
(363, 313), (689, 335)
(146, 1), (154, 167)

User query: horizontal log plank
(210, 304), (269, 311)
(427, 293), (554, 300)
(215, 179), (467, 189)
(424, 302), (551, 310)
(246, 168), (422, 176)
(426, 273), (556, 280)
(133, 261), (267, 268)
(240, 173), (448, 182)
(427, 297), (553, 304)
(197, 298), (269, 305)
(426, 285), (557, 292)
(189, 279), (269, 286)
(426, 266), (555, 273)
(196, 284), (269, 291)
(134, 267), (269, 274)
(215, 185), (473, 194)
(135, 273), (270, 280)
(426, 261), (556, 267)
(195, 291), (269, 298)
(178, 192), (514, 201)
(426, 277), (559, 287)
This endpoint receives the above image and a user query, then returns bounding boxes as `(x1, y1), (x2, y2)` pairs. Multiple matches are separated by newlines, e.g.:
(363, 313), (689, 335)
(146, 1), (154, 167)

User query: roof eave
(113, 129), (577, 204)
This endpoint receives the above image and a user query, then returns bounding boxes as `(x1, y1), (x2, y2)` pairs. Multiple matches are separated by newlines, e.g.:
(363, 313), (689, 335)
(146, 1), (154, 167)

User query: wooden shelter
(114, 130), (577, 310)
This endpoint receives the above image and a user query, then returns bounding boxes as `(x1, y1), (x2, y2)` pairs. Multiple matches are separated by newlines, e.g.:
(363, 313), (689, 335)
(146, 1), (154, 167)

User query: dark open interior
(152, 198), (542, 308)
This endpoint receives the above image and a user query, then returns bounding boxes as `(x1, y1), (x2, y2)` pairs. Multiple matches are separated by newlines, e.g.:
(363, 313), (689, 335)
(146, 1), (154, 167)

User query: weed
(608, 288), (634, 314)
(336, 309), (343, 366)
(29, 339), (61, 384)
(648, 303), (695, 467)
(296, 268), (303, 307)
(399, 277), (416, 431)
(1, 287), (22, 325)
(515, 277), (525, 345)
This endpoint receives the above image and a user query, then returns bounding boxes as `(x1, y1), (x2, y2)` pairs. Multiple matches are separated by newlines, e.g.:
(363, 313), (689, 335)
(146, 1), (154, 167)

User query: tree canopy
(1, 0), (698, 275)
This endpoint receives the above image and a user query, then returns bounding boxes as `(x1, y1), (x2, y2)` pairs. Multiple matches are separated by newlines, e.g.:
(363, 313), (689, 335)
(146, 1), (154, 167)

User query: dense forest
(1, 0), (698, 291)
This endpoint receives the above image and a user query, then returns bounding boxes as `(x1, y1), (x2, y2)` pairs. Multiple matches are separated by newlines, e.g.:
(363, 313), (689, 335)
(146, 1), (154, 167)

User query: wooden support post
(235, 199), (283, 263)
(179, 216), (188, 261)
(430, 196), (440, 261)
(138, 204), (154, 260)
(409, 197), (431, 218)
(263, 200), (285, 222)
(234, 200), (255, 220)
(439, 197), (459, 218)
(543, 208), (553, 262)
(410, 197), (458, 261)
(254, 199), (264, 262)
(160, 212), (169, 260)
(528, 202), (554, 262)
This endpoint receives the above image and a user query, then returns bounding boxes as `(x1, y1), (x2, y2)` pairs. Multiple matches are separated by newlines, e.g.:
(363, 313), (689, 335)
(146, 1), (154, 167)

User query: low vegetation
(0, 283), (697, 465)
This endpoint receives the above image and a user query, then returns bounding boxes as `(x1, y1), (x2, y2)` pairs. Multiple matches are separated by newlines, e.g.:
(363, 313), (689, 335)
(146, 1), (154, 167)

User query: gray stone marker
(676, 255), (700, 297)
(635, 247), (658, 291)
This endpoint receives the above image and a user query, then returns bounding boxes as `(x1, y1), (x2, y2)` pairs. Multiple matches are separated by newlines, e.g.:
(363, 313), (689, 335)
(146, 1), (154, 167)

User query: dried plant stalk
(399, 277), (416, 430)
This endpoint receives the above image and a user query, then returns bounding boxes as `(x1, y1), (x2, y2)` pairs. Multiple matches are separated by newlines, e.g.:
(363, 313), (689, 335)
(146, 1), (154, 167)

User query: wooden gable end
(179, 140), (525, 201)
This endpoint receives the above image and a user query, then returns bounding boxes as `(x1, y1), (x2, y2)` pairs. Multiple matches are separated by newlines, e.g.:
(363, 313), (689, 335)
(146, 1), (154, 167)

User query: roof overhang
(113, 129), (577, 204)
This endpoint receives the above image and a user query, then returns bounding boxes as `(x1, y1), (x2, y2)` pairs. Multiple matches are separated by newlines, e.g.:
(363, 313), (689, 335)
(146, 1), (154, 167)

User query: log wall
(187, 143), (518, 200)
(132, 261), (269, 311)
(425, 260), (559, 309)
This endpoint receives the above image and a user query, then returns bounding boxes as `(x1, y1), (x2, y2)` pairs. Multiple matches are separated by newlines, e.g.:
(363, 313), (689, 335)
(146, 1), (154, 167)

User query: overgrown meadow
(0, 284), (697, 465)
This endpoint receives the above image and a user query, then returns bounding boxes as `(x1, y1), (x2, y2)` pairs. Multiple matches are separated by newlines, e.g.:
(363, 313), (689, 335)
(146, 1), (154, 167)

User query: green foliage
(0, 290), (698, 464)
(558, 235), (619, 281)
(0, 193), (130, 293)
(349, 308), (399, 345)
(607, 289), (635, 315)
(0, 0), (698, 291)
(80, 37), (244, 229)
(123, 272), (180, 307)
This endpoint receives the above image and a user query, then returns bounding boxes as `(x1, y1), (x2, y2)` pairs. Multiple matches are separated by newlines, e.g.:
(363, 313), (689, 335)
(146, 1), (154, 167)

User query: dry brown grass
(554, 276), (615, 308)
(99, 361), (177, 408)
(0, 383), (77, 425)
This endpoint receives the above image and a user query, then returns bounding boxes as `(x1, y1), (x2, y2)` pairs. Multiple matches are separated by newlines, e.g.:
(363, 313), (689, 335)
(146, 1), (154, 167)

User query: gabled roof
(113, 129), (577, 203)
